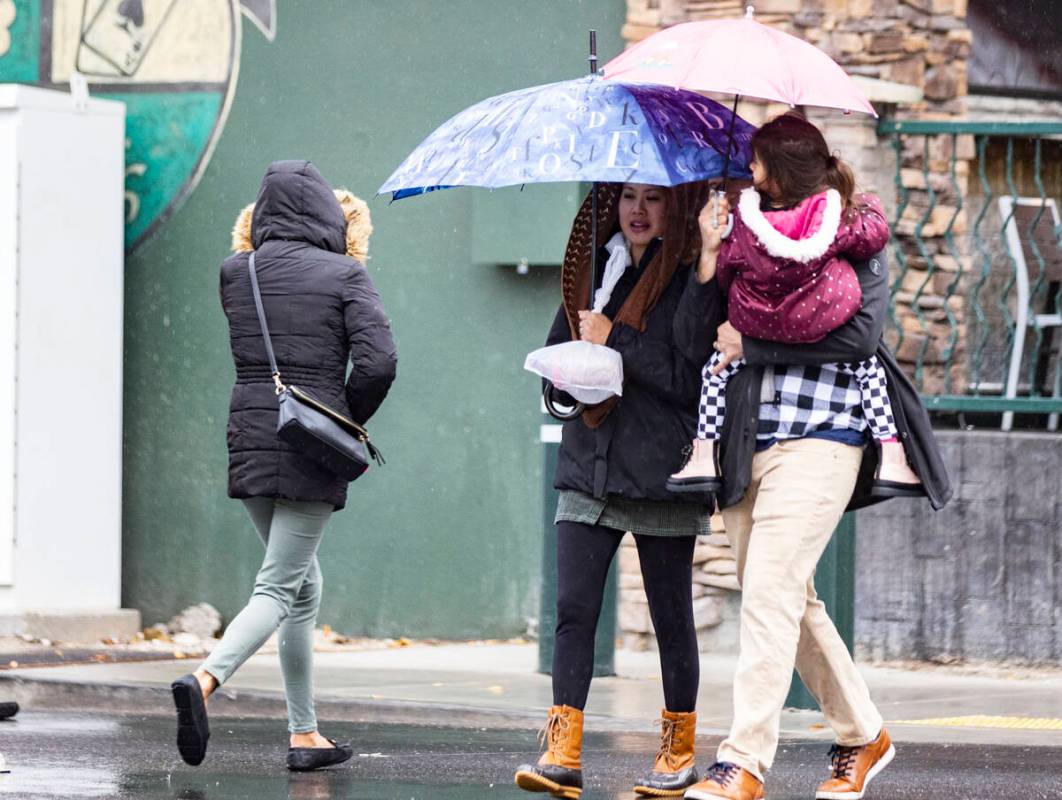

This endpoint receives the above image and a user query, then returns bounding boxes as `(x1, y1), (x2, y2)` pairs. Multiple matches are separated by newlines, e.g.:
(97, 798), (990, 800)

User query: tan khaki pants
(717, 438), (883, 780)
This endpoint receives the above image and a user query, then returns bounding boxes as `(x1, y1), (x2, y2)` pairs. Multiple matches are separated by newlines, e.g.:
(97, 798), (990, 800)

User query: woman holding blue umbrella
(514, 177), (729, 799)
(377, 55), (754, 798)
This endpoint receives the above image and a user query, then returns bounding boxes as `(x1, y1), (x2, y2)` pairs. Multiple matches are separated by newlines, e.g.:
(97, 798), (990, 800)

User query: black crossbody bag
(248, 252), (383, 481)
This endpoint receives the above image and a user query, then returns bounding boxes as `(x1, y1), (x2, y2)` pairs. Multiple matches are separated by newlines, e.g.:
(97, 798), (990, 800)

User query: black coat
(717, 251), (953, 512)
(219, 161), (397, 510)
(548, 247), (724, 502)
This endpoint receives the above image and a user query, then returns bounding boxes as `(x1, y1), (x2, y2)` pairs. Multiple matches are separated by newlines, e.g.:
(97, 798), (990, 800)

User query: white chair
(998, 196), (1062, 431)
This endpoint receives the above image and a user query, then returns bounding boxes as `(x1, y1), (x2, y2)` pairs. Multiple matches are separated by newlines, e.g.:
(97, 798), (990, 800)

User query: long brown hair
(560, 179), (712, 427)
(752, 113), (856, 210)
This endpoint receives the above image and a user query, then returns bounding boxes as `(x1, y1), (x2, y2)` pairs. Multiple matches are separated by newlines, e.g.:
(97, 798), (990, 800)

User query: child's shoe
(667, 439), (721, 493)
(871, 440), (925, 499)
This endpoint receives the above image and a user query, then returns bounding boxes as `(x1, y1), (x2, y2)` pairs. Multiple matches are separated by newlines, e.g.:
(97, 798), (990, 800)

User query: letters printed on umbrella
(379, 75), (755, 198)
(380, 75), (756, 416)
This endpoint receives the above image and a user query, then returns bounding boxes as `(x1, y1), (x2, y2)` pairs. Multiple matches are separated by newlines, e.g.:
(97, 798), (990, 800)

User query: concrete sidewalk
(3, 641), (1061, 748)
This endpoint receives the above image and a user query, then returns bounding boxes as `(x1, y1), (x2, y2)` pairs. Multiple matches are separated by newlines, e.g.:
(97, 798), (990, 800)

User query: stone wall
(618, 519), (742, 653)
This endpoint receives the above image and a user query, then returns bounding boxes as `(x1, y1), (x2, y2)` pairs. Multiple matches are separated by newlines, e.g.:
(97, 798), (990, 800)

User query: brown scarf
(561, 181), (714, 428)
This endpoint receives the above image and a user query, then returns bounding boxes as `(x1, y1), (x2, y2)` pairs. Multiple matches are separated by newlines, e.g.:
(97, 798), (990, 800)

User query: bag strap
(247, 252), (384, 467)
(248, 252), (285, 393)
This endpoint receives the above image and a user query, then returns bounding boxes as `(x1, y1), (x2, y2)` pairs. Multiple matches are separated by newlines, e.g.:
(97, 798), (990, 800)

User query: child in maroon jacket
(668, 113), (922, 497)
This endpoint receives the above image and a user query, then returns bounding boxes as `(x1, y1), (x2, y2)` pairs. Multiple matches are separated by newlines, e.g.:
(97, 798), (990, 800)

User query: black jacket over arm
(717, 251), (952, 512)
(549, 260), (725, 502)
(219, 161), (397, 510)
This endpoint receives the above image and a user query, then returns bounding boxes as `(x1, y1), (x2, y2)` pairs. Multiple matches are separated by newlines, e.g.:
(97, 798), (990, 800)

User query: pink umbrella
(602, 5), (876, 117)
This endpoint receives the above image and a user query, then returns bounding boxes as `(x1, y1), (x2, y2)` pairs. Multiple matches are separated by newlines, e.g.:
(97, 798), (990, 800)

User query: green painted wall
(121, 0), (625, 637)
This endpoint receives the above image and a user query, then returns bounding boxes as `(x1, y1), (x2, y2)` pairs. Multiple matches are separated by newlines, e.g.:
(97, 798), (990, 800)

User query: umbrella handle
(710, 191), (735, 239)
(543, 383), (584, 422)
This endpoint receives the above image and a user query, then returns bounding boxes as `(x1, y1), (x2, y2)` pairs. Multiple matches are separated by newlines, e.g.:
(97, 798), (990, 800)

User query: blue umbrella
(379, 60), (757, 423)
(378, 74), (755, 199)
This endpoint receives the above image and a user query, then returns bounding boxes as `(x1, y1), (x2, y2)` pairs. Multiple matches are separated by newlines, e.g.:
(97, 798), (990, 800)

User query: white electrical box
(0, 84), (127, 625)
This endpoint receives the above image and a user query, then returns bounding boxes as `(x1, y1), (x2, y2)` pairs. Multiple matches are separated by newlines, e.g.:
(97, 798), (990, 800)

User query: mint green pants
(201, 497), (333, 733)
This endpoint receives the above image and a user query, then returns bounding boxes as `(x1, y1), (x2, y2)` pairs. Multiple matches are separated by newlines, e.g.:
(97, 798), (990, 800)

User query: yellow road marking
(891, 715), (1062, 730)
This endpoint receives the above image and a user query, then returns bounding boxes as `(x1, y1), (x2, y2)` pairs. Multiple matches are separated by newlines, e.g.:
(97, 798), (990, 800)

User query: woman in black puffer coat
(171, 161), (396, 772)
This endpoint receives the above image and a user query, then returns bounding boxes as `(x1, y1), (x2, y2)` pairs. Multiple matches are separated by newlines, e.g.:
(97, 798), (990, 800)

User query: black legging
(552, 521), (699, 712)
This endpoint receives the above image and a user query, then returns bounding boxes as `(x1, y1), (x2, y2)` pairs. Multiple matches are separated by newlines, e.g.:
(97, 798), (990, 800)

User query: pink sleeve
(715, 228), (744, 294)
(835, 193), (891, 261)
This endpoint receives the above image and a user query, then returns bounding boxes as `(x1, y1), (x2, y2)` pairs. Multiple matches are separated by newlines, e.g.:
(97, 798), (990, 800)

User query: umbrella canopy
(379, 75), (756, 199)
(602, 7), (876, 117)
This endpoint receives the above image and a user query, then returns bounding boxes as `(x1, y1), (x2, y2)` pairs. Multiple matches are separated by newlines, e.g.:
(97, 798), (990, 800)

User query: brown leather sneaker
(633, 709), (699, 796)
(815, 728), (895, 800)
(515, 705), (584, 798)
(683, 761), (763, 800)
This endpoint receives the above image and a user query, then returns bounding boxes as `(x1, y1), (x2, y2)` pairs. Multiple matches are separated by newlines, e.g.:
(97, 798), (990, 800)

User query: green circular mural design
(0, 0), (276, 252)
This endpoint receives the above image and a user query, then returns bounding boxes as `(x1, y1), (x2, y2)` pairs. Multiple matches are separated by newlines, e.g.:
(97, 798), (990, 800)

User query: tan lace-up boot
(634, 710), (699, 796)
(514, 705), (584, 798)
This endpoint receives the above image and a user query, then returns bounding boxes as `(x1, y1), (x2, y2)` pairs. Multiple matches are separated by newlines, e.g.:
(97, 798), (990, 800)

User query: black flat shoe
(171, 674), (210, 766)
(287, 739), (354, 772)
(870, 479), (927, 499)
(665, 476), (721, 493)
(0, 702), (19, 720)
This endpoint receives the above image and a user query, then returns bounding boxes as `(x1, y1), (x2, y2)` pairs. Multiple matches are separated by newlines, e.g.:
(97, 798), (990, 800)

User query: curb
(0, 672), (653, 733)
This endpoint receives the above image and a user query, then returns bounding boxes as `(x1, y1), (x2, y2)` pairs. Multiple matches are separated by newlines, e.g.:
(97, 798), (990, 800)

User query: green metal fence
(877, 119), (1062, 428)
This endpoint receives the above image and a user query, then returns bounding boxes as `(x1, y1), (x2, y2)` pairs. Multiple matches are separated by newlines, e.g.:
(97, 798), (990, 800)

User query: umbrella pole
(720, 94), (741, 192)
(543, 31), (600, 421)
(589, 182), (599, 311)
(588, 30), (599, 312)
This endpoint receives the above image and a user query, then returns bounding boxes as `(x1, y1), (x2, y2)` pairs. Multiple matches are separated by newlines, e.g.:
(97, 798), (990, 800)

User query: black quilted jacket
(219, 161), (397, 510)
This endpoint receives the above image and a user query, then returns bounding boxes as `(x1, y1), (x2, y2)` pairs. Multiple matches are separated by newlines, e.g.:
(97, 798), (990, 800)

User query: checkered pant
(697, 354), (745, 439)
(696, 352), (898, 441)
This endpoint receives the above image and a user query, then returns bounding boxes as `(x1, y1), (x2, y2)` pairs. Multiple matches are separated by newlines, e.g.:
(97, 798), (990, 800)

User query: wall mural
(0, 0), (276, 252)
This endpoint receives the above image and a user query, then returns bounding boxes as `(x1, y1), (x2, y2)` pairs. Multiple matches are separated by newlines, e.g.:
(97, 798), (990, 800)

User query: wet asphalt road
(1, 710), (1061, 799)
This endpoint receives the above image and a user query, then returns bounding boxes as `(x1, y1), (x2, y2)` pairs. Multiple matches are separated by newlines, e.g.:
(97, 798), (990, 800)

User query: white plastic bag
(525, 232), (628, 405)
(524, 340), (623, 405)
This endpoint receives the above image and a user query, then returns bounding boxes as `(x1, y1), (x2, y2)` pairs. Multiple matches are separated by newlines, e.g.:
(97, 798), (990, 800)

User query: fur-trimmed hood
(737, 188), (841, 264)
(232, 183), (373, 262)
